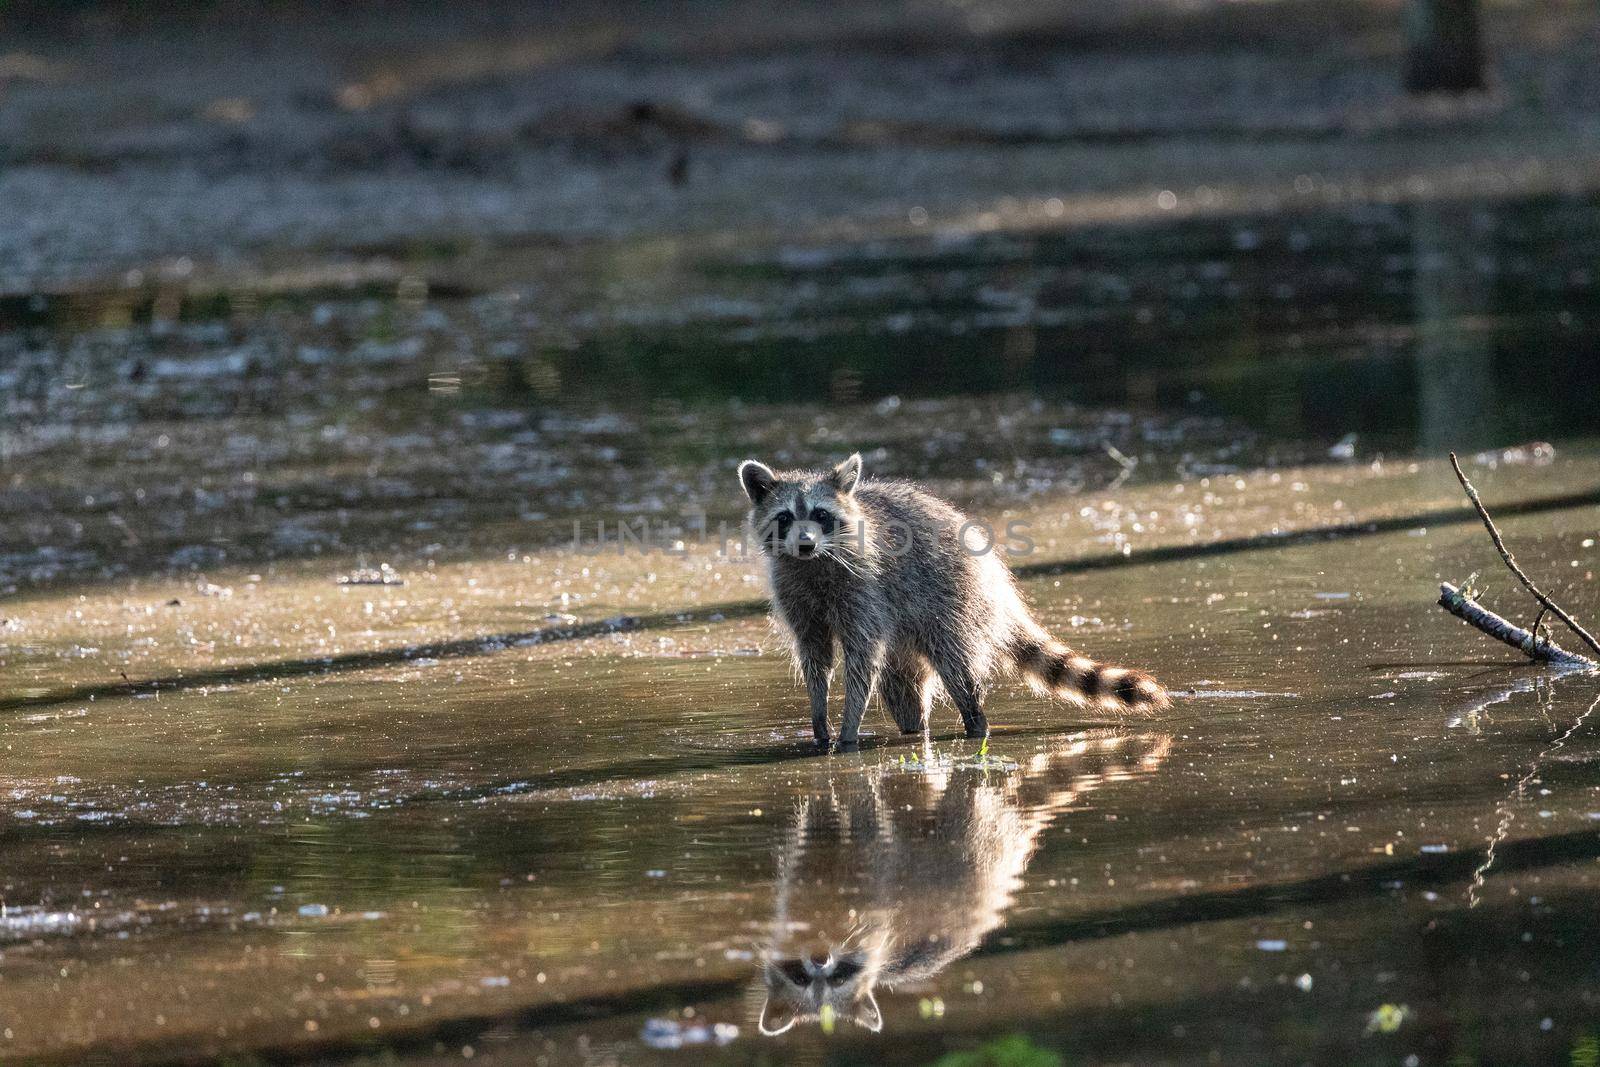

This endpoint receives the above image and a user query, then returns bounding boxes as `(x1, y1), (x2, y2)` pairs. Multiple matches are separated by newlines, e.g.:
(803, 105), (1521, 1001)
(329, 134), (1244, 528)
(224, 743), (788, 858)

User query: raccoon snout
(791, 524), (821, 557)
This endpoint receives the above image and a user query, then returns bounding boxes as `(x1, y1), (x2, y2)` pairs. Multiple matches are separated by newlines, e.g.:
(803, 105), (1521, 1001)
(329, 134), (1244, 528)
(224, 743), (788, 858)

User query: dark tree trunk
(1404, 0), (1487, 94)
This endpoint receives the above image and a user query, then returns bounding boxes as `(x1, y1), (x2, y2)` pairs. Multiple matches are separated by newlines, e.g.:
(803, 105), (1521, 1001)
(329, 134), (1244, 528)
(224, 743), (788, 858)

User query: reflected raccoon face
(758, 950), (882, 1035)
(738, 454), (867, 562)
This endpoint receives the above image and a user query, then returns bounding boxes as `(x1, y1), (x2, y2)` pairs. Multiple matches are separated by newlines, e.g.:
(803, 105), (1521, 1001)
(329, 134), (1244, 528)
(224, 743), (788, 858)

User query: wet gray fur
(738, 453), (1168, 751)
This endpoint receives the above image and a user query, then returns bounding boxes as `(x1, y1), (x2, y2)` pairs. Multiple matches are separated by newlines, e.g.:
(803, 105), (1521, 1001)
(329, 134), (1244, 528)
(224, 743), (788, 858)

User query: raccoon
(755, 731), (1173, 1035)
(737, 453), (1169, 751)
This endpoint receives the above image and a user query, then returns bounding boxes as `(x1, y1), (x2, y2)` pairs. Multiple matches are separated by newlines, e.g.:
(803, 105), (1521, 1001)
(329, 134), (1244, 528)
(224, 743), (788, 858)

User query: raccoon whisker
(820, 545), (868, 570)
(822, 554), (865, 580)
(821, 534), (871, 563)
(831, 555), (873, 583)
(817, 546), (868, 580)
(821, 529), (869, 558)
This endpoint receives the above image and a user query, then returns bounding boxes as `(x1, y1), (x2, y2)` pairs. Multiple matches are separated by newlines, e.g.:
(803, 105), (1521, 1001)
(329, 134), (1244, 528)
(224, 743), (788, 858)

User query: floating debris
(0, 907), (81, 940)
(1365, 1003), (1410, 1034)
(336, 563), (404, 586)
(640, 1018), (739, 1049)
(1472, 441), (1555, 469)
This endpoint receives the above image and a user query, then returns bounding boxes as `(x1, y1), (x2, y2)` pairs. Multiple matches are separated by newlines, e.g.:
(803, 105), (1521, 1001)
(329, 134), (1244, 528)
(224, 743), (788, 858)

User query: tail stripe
(1011, 634), (1169, 713)
(1082, 663), (1108, 698)
(1046, 658), (1069, 688)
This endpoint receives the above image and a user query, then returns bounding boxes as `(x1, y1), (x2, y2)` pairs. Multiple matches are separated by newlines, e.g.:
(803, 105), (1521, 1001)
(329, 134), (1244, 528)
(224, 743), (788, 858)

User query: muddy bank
(3, 0), (1599, 291)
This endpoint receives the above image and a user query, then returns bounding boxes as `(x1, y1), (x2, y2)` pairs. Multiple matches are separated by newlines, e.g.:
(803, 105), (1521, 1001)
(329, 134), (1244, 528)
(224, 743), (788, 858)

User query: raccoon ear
(832, 452), (863, 494)
(852, 991), (883, 1032)
(739, 459), (777, 504)
(758, 994), (798, 1036)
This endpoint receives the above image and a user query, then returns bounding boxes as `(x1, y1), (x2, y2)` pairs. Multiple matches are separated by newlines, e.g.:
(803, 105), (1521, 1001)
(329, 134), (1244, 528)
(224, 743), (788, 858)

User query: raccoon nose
(809, 951), (830, 967)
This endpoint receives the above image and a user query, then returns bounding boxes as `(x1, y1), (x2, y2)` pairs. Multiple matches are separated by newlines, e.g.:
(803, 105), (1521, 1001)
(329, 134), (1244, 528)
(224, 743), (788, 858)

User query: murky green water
(8, 189), (1600, 458)
(4, 186), (1600, 1066)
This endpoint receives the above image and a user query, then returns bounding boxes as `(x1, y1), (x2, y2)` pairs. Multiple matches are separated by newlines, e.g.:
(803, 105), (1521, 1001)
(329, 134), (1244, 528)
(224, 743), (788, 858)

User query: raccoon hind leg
(879, 651), (934, 735)
(927, 641), (989, 740)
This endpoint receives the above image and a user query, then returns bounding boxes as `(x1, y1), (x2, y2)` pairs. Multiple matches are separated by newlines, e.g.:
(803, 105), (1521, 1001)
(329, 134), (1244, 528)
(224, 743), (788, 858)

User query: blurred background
(5, 0), (1600, 591)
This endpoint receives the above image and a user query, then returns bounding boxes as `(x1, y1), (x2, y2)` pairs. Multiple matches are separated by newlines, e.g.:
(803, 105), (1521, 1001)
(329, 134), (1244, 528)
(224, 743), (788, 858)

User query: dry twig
(1438, 582), (1596, 669)
(1440, 451), (1600, 666)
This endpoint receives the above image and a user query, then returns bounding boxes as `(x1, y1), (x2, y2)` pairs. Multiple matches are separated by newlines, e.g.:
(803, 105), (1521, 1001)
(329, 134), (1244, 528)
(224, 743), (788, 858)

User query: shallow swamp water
(4, 186), (1600, 1066)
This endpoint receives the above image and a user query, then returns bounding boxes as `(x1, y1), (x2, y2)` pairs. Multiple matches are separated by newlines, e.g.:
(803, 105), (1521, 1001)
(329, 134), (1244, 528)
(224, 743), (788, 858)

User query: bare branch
(1438, 582), (1596, 670)
(1449, 452), (1600, 660)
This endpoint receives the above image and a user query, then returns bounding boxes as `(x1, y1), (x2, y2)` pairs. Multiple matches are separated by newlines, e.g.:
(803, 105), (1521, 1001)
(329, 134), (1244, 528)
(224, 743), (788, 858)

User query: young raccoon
(738, 453), (1169, 751)
(755, 731), (1173, 1035)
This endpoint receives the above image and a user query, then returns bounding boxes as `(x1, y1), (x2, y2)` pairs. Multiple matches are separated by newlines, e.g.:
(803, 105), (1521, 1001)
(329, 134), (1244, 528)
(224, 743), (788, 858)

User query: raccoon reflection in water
(755, 730), (1172, 1035)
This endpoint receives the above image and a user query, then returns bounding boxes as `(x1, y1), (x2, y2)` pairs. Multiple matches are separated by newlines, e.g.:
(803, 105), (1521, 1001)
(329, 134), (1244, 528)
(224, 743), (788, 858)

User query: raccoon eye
(762, 511), (794, 549)
(809, 507), (834, 533)
(778, 960), (809, 986)
(826, 959), (862, 984)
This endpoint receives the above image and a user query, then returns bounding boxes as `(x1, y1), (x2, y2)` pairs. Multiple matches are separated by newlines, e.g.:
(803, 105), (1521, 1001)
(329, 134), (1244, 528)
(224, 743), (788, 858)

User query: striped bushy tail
(1008, 623), (1170, 714)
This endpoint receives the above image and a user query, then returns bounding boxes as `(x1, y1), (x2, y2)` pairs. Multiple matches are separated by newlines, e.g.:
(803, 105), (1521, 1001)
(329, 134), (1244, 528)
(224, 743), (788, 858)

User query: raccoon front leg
(835, 635), (886, 752)
(793, 623), (835, 748)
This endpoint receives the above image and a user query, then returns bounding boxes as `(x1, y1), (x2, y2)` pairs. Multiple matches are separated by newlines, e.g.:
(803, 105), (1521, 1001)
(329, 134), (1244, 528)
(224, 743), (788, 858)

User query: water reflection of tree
(1404, 0), (1487, 95)
(1461, 679), (1600, 907)
(1412, 200), (1497, 454)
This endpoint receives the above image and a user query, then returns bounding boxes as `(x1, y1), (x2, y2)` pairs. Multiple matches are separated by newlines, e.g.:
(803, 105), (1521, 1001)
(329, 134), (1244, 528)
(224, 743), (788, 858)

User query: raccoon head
(757, 950), (883, 1036)
(737, 453), (867, 563)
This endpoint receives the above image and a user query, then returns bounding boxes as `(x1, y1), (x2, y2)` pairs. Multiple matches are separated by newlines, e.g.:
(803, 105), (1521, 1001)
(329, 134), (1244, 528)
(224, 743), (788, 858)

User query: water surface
(4, 448), (1600, 1065)
(4, 180), (1600, 1066)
